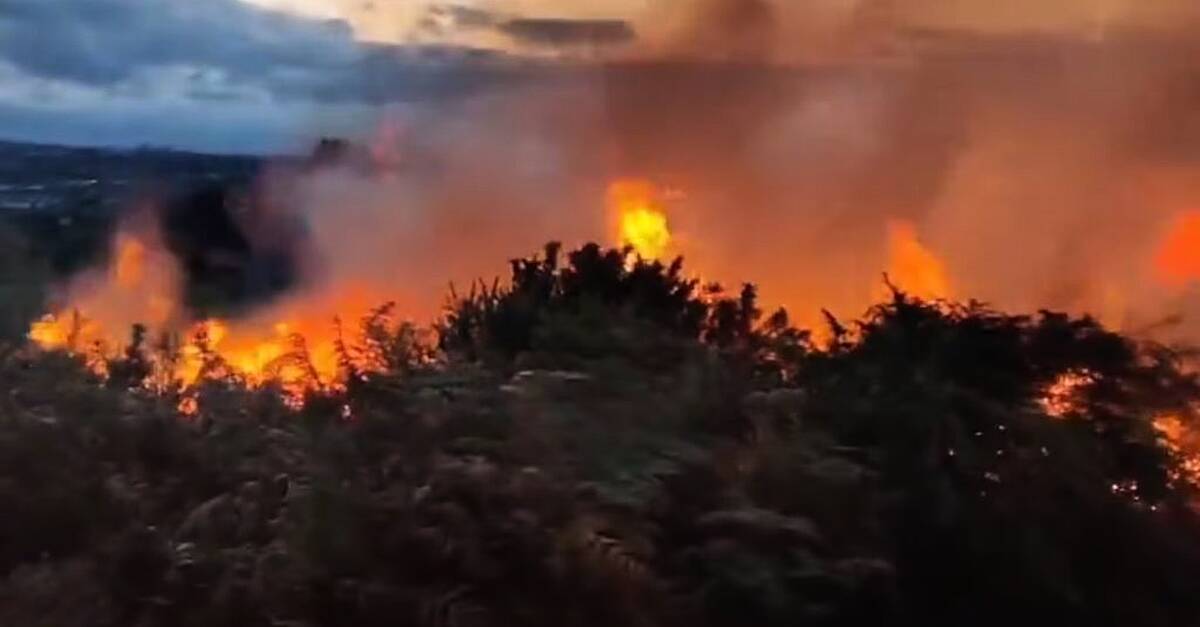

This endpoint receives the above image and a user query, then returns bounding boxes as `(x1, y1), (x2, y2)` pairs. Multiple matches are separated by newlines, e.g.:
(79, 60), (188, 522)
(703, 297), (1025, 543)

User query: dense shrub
(1, 243), (1199, 626)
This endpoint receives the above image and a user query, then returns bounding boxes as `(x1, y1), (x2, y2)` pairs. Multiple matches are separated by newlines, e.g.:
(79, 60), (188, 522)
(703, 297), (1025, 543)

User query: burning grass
(5, 241), (1200, 626)
(27, 179), (685, 406)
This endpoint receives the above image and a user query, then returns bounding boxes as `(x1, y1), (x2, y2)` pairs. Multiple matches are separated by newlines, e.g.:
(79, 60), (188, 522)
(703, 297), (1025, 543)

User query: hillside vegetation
(2, 243), (1200, 626)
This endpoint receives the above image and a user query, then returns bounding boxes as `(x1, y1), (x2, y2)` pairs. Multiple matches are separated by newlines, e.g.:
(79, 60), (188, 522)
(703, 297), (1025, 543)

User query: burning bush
(2, 242), (1200, 627)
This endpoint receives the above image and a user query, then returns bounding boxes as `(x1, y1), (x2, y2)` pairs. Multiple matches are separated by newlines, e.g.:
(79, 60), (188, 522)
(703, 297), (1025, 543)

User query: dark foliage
(2, 243), (1200, 627)
(441, 242), (764, 363)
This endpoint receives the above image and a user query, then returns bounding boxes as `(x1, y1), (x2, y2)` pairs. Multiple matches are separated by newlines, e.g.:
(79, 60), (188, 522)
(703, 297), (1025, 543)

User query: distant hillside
(0, 139), (265, 215)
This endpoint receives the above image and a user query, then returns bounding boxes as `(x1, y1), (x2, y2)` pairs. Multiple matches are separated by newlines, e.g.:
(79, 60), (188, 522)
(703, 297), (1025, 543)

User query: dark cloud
(0, 0), (540, 105)
(427, 4), (499, 30)
(416, 4), (499, 38)
(416, 6), (636, 51)
(0, 0), (354, 86)
(499, 18), (636, 48)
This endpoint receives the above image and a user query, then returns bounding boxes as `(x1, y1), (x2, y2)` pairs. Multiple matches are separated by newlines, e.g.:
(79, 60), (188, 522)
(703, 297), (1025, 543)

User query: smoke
(673, 0), (778, 60)
(50, 0), (1200, 343)
(159, 185), (306, 316)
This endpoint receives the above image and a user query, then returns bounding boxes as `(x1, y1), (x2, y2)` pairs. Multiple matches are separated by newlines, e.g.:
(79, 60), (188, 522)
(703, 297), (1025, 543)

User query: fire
(113, 234), (146, 288)
(1040, 369), (1097, 418)
(28, 178), (676, 413)
(174, 317), (341, 404)
(1154, 414), (1200, 487)
(1154, 210), (1200, 287)
(29, 219), (179, 348)
(32, 286), (375, 407)
(881, 220), (952, 300)
(28, 312), (82, 351)
(26, 212), (392, 410)
(609, 179), (672, 260)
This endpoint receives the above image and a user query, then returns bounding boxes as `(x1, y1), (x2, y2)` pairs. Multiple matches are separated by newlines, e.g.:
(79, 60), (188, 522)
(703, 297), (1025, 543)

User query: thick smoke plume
(43, 0), (1200, 346)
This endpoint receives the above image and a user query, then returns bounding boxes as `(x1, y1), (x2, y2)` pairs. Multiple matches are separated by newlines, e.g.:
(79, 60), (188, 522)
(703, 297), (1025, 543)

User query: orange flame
(1040, 369), (1097, 418)
(26, 211), (393, 410)
(28, 184), (967, 414)
(609, 179), (672, 260)
(880, 220), (952, 300)
(1154, 210), (1200, 287)
(28, 313), (79, 351)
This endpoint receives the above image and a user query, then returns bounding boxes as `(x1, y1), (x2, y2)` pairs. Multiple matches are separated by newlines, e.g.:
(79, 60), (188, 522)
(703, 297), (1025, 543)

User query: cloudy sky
(0, 0), (655, 153)
(1, 0), (1197, 153)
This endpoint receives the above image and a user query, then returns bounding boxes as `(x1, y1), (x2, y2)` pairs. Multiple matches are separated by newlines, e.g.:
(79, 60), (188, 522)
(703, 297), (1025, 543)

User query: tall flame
(609, 179), (672, 260)
(29, 215), (180, 353)
(882, 220), (952, 300)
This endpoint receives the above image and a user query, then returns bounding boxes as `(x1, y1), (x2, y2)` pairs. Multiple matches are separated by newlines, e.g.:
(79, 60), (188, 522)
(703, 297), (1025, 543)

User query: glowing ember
(609, 179), (672, 260)
(177, 396), (199, 417)
(1154, 210), (1200, 287)
(882, 220), (952, 300)
(1154, 414), (1200, 487)
(1040, 369), (1097, 418)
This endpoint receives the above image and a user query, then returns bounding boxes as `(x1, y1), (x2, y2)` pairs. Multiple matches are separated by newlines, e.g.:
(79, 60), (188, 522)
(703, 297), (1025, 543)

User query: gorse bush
(440, 243), (763, 361)
(2, 242), (1200, 627)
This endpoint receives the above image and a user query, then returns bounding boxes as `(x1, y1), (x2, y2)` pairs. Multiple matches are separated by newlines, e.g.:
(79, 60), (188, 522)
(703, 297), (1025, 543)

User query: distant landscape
(0, 139), (262, 214)
(0, 140), (265, 337)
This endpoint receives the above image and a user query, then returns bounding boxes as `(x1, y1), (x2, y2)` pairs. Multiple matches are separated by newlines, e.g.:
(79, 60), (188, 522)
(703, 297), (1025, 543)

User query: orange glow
(113, 235), (147, 288)
(881, 220), (952, 300)
(25, 212), (395, 411)
(609, 179), (672, 260)
(28, 313), (75, 351)
(1154, 414), (1200, 487)
(32, 284), (384, 409)
(177, 396), (199, 417)
(1040, 369), (1097, 418)
(1154, 210), (1200, 287)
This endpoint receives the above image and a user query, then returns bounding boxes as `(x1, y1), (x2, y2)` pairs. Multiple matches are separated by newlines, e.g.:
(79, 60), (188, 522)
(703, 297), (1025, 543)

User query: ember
(1040, 369), (1097, 418)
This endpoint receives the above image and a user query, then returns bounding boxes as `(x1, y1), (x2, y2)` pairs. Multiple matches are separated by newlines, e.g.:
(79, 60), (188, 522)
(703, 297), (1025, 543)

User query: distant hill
(0, 139), (266, 215)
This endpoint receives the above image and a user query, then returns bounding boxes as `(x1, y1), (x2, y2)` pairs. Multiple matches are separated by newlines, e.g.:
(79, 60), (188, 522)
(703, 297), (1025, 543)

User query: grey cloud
(425, 4), (499, 30)
(0, 0), (539, 105)
(0, 0), (355, 85)
(499, 18), (636, 48)
(416, 6), (636, 50)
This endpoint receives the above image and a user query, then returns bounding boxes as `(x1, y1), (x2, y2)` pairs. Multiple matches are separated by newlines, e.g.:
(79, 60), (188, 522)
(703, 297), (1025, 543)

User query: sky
(1, 0), (1198, 153)
(0, 0), (655, 153)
